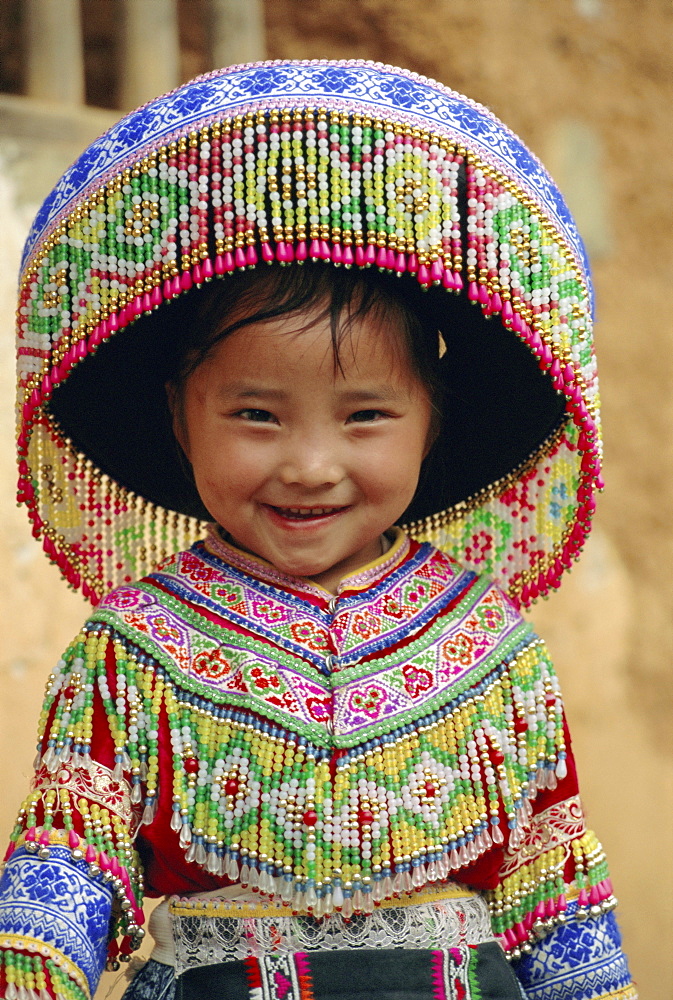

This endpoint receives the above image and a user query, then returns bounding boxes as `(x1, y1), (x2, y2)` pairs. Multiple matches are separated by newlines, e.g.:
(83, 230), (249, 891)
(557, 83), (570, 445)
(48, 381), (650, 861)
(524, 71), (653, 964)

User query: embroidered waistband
(169, 880), (479, 919)
(168, 883), (495, 976)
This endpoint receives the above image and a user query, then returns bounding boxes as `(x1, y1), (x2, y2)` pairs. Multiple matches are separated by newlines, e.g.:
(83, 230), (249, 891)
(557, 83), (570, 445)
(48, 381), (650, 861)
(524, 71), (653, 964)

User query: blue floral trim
(0, 843), (113, 995)
(513, 901), (634, 1000)
(22, 61), (589, 288)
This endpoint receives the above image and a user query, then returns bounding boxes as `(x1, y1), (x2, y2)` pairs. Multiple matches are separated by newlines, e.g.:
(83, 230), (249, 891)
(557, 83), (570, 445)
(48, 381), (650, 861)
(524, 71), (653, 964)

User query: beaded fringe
(0, 946), (88, 1000)
(16, 108), (600, 606)
(5, 620), (615, 960)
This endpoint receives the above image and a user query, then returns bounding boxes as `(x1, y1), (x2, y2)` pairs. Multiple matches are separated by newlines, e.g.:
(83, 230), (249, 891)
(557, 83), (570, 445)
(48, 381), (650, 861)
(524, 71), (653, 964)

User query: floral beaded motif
(4, 533), (617, 969)
(40, 533), (611, 934)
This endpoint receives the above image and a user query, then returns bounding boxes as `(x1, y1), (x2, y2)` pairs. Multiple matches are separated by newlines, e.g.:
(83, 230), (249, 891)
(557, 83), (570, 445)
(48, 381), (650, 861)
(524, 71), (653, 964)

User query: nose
(277, 430), (344, 489)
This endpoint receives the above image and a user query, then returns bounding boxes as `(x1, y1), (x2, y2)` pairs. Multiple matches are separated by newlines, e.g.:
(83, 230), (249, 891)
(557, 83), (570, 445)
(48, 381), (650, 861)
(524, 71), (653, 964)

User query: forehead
(201, 298), (418, 382)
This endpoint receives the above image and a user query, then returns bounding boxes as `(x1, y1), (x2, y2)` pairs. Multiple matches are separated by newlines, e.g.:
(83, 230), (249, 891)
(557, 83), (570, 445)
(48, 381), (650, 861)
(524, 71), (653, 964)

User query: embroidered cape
(0, 531), (634, 1000)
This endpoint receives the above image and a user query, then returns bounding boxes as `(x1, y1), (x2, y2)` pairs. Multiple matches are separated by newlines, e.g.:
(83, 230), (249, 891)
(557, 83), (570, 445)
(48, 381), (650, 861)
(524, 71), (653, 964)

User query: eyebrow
(337, 387), (409, 402)
(217, 385), (407, 402)
(217, 385), (287, 400)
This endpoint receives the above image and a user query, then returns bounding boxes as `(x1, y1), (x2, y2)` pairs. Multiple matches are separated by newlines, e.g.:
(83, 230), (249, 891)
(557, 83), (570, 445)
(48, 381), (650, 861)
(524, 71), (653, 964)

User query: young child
(0, 61), (635, 1000)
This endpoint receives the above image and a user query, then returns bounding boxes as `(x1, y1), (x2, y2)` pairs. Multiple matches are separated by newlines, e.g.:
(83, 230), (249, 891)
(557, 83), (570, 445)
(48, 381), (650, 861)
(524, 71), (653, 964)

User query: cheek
(192, 437), (268, 495)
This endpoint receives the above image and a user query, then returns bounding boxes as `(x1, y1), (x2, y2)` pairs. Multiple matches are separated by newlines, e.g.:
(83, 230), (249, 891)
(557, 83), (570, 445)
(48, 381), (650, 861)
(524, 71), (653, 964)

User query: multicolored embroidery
(5, 534), (613, 955)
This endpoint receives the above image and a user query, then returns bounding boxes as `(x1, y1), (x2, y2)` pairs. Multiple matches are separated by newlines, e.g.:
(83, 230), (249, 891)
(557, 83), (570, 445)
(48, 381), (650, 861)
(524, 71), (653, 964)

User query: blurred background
(0, 2), (671, 997)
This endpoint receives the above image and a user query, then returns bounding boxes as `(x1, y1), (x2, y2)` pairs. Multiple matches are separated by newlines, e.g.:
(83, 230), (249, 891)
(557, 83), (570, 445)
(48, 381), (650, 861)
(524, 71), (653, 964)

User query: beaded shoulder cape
(6, 531), (613, 934)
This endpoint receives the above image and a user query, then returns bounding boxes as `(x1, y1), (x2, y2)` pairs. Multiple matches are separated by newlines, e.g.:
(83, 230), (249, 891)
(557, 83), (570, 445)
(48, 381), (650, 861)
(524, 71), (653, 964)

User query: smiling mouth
(267, 505), (349, 520)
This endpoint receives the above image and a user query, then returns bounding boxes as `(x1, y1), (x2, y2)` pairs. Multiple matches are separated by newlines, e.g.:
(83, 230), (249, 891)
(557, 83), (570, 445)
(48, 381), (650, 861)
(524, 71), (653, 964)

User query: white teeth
(278, 506), (342, 517)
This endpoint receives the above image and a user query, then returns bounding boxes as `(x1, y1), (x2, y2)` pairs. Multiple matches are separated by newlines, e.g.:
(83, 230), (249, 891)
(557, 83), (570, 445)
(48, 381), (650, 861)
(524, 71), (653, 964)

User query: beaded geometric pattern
(19, 533), (616, 949)
(15, 61), (602, 607)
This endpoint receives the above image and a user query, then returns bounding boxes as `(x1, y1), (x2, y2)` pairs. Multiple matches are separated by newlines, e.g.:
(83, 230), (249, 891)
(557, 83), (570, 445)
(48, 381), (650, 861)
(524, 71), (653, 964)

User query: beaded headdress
(15, 60), (601, 606)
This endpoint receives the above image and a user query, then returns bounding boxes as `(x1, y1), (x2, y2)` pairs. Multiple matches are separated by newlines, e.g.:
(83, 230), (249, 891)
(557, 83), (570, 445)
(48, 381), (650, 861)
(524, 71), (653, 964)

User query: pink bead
(319, 240), (331, 259)
(223, 251), (235, 272)
(396, 252), (407, 274)
(501, 299), (514, 325)
(490, 291), (503, 313)
(201, 258), (214, 280)
(355, 245), (366, 267)
(261, 242), (275, 263)
(309, 239), (321, 259)
(234, 247), (247, 269)
(245, 245), (258, 266)
(192, 263), (203, 285)
(85, 844), (97, 864)
(180, 270), (193, 291)
(342, 245), (354, 266)
(332, 243), (344, 265)
(68, 830), (80, 850)
(430, 259), (444, 283)
(418, 263), (430, 286)
(376, 246), (388, 268)
(170, 276), (182, 298)
(142, 292), (152, 313)
(407, 253), (418, 274)
(295, 240), (308, 261)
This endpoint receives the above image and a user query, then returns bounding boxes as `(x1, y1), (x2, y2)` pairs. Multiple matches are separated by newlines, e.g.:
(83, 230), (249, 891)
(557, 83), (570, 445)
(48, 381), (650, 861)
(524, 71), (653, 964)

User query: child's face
(174, 301), (433, 591)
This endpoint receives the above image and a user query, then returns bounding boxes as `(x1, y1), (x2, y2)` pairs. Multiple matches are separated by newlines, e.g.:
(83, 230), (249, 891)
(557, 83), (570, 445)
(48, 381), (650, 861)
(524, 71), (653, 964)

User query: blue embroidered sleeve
(0, 842), (114, 998)
(513, 900), (637, 1000)
(0, 629), (146, 999)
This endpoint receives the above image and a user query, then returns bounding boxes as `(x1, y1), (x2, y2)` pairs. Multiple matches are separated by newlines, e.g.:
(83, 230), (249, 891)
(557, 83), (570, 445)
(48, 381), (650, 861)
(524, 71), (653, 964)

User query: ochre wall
(0, 3), (671, 998)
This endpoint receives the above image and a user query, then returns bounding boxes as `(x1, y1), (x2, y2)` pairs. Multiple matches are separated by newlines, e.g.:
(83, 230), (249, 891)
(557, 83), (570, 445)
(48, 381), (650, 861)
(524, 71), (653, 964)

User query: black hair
(164, 263), (445, 422)
(48, 260), (565, 525)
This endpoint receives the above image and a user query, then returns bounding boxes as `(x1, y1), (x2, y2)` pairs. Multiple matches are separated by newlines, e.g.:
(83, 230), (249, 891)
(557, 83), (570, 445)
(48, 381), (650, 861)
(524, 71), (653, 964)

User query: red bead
(224, 779), (239, 796)
(303, 809), (318, 827)
(424, 782), (436, 798)
(358, 809), (374, 825)
(183, 757), (199, 775)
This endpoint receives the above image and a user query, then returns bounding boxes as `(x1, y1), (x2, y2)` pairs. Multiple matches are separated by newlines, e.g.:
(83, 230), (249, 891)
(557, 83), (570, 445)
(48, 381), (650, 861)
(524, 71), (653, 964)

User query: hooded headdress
(16, 60), (601, 604)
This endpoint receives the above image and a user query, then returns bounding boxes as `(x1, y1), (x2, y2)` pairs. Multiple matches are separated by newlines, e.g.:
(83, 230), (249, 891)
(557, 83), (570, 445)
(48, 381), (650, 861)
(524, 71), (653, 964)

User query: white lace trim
(169, 889), (495, 975)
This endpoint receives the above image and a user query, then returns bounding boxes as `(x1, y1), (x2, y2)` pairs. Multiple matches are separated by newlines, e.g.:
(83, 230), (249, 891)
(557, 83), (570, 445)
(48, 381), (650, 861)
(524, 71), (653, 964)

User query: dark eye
(348, 409), (385, 423)
(237, 408), (277, 423)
